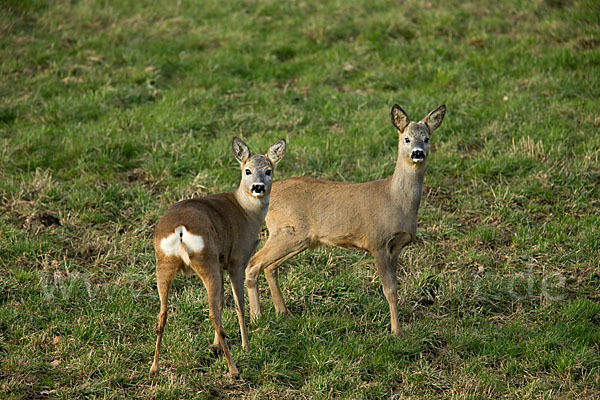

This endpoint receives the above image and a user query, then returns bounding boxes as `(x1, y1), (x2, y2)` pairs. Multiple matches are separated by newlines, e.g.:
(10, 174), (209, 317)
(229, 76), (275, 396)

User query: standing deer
(149, 137), (286, 377)
(245, 104), (445, 335)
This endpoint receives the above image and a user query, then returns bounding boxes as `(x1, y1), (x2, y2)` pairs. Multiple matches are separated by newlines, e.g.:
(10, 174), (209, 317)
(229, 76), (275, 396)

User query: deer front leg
(229, 264), (250, 352)
(199, 268), (239, 377)
(211, 272), (225, 350)
(373, 248), (400, 336)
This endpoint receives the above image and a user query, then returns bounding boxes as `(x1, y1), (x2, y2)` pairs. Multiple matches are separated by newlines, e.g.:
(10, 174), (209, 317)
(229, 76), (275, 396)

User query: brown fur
(149, 137), (286, 377)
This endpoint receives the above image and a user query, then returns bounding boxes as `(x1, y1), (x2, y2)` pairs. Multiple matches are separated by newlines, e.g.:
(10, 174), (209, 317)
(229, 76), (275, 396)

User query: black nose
(251, 184), (265, 193)
(411, 149), (425, 159)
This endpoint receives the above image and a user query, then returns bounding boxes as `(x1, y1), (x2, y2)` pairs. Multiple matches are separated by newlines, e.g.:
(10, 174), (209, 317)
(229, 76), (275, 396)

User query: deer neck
(389, 154), (426, 214)
(233, 187), (270, 223)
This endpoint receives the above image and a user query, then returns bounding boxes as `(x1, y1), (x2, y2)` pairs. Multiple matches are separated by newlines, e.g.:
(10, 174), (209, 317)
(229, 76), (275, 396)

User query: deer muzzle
(251, 183), (266, 196)
(411, 149), (426, 163)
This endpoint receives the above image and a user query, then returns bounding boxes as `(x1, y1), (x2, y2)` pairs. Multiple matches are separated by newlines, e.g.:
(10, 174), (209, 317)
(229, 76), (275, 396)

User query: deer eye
(265, 169), (272, 176)
(424, 137), (429, 144)
(245, 169), (251, 175)
(404, 137), (410, 144)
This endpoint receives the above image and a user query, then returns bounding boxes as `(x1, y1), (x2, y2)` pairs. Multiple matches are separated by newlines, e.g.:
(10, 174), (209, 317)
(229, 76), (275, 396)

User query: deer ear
(422, 104), (446, 133)
(267, 139), (286, 166)
(391, 104), (410, 132)
(232, 137), (250, 164)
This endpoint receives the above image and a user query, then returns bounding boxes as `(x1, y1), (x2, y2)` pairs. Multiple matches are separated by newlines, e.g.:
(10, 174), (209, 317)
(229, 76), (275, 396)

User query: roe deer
(245, 104), (445, 335)
(149, 137), (286, 377)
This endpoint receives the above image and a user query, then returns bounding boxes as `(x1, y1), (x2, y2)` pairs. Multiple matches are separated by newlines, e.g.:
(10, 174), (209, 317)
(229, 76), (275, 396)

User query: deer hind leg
(246, 234), (310, 319)
(150, 256), (181, 376)
(265, 259), (291, 315)
(193, 258), (239, 377)
(373, 248), (400, 336)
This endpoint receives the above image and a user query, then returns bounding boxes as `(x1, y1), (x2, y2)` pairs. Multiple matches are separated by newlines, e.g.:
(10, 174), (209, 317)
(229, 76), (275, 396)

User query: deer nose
(251, 183), (265, 193)
(411, 149), (425, 160)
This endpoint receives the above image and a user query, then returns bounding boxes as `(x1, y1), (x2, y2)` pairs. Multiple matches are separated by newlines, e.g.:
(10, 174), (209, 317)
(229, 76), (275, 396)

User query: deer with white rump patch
(245, 104), (445, 335)
(149, 137), (286, 377)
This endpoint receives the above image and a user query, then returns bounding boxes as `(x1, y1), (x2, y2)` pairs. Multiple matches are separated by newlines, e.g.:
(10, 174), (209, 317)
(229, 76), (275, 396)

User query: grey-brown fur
(245, 104), (445, 335)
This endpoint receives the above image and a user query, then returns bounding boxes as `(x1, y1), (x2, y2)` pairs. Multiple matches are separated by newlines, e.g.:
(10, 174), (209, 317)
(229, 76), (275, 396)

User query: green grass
(1, 0), (599, 398)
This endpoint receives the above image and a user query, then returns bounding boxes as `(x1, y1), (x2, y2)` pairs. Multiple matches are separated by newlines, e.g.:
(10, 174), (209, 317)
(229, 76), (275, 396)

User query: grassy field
(1, 0), (599, 398)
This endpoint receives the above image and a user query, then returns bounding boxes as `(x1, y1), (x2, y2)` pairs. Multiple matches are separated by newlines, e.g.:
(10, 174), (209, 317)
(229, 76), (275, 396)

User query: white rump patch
(160, 226), (204, 258)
